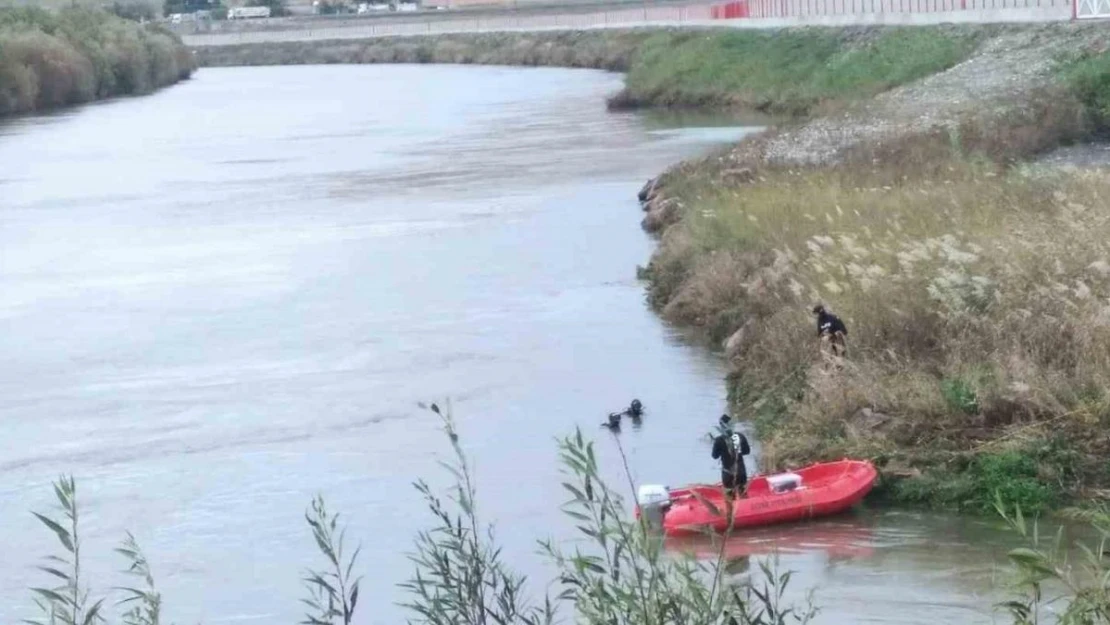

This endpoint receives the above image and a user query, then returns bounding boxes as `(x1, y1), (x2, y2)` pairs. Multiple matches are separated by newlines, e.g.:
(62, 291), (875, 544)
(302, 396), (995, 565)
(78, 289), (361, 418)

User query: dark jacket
(817, 311), (847, 338)
(712, 429), (751, 475)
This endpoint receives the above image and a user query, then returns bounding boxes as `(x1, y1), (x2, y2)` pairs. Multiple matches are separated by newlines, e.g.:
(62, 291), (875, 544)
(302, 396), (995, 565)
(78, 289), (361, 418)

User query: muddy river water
(0, 65), (1044, 623)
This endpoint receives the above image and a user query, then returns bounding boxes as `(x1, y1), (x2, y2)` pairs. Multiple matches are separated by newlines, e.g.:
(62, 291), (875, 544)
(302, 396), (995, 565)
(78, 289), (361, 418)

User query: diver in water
(602, 399), (645, 430)
(711, 414), (750, 498)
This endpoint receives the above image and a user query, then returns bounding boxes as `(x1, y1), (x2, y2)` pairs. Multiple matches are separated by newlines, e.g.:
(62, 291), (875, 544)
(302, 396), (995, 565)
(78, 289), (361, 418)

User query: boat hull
(638, 459), (878, 537)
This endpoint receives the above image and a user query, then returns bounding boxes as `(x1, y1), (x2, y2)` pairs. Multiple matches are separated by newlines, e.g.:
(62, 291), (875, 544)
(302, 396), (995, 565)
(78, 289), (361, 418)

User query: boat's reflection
(663, 516), (877, 565)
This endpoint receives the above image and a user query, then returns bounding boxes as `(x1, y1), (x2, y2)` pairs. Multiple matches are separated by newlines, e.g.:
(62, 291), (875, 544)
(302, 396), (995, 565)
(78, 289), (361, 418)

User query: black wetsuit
(816, 310), (848, 355)
(712, 428), (751, 494)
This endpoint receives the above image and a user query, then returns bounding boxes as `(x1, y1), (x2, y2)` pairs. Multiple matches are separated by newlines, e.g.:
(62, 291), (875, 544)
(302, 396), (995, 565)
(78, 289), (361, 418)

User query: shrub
(108, 1), (159, 22)
(0, 6), (195, 116)
(1060, 49), (1110, 135)
(941, 377), (980, 415)
(972, 453), (1055, 514)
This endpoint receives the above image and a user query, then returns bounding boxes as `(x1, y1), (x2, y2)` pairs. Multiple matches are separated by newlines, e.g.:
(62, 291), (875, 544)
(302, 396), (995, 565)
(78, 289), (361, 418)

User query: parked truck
(227, 6), (271, 18)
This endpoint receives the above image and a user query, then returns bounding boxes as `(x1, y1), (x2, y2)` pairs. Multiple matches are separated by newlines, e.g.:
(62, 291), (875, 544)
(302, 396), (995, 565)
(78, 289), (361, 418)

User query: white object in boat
(767, 472), (803, 493)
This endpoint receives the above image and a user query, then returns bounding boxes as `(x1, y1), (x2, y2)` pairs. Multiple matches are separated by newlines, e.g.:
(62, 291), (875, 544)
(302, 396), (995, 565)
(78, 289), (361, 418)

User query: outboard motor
(636, 484), (671, 530)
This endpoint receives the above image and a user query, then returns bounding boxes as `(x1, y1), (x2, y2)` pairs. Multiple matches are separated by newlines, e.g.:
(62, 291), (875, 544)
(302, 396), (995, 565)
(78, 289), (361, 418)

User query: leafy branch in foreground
(301, 495), (363, 625)
(399, 401), (556, 625)
(543, 427), (817, 625)
(995, 492), (1110, 624)
(24, 475), (362, 625)
(26, 474), (106, 625)
(115, 532), (162, 625)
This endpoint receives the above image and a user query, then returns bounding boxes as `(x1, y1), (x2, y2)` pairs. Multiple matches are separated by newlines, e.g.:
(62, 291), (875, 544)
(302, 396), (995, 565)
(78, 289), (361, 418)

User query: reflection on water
(0, 64), (1051, 624)
(667, 509), (1100, 624)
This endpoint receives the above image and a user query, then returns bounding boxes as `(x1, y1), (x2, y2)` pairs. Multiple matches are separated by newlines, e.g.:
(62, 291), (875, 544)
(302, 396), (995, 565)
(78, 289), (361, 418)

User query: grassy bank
(612, 26), (983, 115)
(640, 44), (1110, 515)
(0, 6), (195, 116)
(194, 24), (986, 117)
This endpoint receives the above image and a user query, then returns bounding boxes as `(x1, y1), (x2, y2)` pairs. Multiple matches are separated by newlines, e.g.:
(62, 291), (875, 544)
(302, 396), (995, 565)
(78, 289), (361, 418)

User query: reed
(19, 402), (818, 625)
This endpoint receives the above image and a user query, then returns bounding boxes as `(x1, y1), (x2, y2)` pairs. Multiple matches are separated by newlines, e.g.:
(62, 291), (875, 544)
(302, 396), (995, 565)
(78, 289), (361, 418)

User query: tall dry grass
(644, 125), (1110, 510)
(0, 7), (195, 116)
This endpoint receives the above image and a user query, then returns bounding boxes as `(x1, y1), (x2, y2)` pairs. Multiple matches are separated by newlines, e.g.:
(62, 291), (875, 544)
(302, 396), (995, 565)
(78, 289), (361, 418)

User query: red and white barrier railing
(182, 0), (1105, 47)
(708, 0), (1097, 21)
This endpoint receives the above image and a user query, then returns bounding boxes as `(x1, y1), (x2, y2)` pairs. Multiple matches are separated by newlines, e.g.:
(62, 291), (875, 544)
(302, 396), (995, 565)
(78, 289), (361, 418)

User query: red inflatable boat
(634, 459), (878, 537)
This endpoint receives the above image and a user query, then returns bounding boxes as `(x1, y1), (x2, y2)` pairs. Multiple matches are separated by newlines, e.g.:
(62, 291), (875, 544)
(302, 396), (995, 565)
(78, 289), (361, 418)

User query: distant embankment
(193, 25), (1006, 116)
(194, 29), (647, 71)
(0, 7), (196, 117)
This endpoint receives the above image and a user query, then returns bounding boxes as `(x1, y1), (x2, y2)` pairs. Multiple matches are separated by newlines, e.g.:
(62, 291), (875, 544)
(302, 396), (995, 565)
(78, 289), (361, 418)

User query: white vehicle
(227, 6), (272, 18)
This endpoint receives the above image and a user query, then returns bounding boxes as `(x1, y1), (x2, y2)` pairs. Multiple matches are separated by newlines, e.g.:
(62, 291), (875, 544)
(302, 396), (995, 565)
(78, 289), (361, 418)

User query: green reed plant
(301, 495), (362, 625)
(115, 532), (162, 625)
(995, 492), (1110, 624)
(26, 475), (106, 625)
(24, 474), (366, 625)
(401, 401), (817, 625)
(23, 404), (817, 625)
(399, 401), (557, 625)
(543, 427), (817, 625)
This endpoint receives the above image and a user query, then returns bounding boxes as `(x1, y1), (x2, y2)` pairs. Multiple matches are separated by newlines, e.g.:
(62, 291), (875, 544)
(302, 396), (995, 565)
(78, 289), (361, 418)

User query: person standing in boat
(711, 414), (751, 499)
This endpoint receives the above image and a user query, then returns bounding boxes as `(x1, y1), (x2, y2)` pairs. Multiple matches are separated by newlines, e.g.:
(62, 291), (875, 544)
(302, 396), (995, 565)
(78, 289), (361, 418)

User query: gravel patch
(756, 25), (1103, 167)
(1036, 142), (1110, 168)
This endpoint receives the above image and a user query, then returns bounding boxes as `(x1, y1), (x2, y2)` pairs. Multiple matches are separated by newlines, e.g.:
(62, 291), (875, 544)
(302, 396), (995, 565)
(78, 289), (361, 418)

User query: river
(0, 64), (1039, 624)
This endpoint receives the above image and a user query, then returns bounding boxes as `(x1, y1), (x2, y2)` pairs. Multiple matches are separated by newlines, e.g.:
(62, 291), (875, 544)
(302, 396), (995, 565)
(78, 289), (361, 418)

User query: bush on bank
(0, 6), (195, 116)
(1061, 48), (1110, 136)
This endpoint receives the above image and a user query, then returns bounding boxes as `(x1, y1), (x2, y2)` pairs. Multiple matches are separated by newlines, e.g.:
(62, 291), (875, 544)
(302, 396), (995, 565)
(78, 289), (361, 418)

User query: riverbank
(0, 7), (195, 117)
(195, 22), (1110, 513)
(637, 23), (1110, 514)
